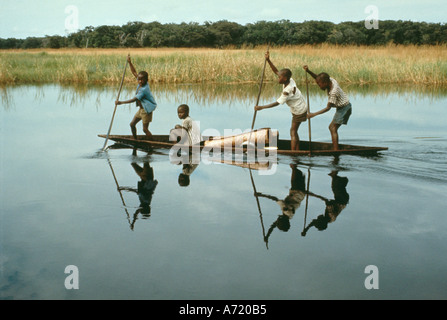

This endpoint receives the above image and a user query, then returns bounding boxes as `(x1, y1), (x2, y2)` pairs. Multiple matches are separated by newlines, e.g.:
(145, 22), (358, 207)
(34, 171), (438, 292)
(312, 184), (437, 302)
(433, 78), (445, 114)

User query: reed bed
(1, 45), (446, 85)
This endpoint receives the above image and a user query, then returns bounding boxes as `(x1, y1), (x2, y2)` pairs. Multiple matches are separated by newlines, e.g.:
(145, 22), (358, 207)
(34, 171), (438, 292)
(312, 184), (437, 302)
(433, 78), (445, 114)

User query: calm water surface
(1, 83), (446, 300)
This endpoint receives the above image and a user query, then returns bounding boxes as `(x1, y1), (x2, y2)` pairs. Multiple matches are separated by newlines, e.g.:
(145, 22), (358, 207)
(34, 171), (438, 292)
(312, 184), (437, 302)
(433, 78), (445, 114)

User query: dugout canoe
(99, 131), (388, 157)
(100, 128), (275, 153)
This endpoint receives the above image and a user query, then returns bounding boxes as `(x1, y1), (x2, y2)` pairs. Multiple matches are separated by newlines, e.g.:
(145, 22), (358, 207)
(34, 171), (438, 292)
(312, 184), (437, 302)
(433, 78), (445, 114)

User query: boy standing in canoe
(303, 66), (352, 150)
(116, 54), (157, 140)
(255, 51), (308, 151)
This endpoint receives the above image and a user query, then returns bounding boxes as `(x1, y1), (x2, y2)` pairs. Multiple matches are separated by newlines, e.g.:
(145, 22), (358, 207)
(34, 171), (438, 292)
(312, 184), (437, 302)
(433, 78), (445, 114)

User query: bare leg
(329, 121), (341, 150)
(290, 121), (301, 151)
(142, 122), (153, 140)
(130, 116), (141, 140)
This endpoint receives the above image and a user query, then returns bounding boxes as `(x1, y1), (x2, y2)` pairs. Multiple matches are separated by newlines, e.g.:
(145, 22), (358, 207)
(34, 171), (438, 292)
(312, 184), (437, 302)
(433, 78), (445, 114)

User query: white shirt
(276, 190), (305, 218)
(276, 78), (308, 115)
(182, 116), (202, 145)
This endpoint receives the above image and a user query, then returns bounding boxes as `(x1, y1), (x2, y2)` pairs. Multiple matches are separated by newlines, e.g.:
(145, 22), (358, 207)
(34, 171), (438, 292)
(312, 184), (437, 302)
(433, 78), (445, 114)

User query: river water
(0, 83), (446, 300)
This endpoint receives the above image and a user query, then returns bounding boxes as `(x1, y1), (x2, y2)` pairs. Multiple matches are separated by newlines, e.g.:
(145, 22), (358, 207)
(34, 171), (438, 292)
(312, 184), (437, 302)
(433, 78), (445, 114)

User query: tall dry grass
(1, 45), (446, 85)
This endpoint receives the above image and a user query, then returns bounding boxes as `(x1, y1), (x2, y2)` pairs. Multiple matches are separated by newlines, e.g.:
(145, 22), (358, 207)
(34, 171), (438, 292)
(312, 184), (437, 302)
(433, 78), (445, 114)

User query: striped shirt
(328, 78), (350, 108)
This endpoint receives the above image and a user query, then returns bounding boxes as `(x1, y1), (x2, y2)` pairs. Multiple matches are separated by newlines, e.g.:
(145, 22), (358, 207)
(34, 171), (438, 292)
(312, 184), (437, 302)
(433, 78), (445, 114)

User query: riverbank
(1, 45), (446, 85)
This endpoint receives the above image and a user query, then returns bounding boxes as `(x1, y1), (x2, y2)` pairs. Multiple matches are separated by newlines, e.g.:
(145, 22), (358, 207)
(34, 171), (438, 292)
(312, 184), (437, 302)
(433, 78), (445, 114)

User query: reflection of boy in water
(178, 153), (200, 187)
(257, 164), (306, 240)
(301, 171), (349, 236)
(129, 162), (158, 228)
(178, 163), (198, 187)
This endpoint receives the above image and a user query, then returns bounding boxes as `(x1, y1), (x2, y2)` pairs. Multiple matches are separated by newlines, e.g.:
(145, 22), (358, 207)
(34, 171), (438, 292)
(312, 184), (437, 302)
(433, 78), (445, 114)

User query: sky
(0, 0), (446, 39)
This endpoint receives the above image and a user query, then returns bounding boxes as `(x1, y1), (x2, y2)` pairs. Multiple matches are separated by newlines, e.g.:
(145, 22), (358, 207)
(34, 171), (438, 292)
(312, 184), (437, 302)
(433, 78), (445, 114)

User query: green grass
(1, 45), (446, 86)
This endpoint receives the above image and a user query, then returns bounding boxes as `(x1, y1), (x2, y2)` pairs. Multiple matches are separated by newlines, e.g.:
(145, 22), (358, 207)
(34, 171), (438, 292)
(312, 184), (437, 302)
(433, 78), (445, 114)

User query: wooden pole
(102, 59), (128, 151)
(305, 70), (312, 156)
(251, 45), (269, 131)
(247, 46), (269, 148)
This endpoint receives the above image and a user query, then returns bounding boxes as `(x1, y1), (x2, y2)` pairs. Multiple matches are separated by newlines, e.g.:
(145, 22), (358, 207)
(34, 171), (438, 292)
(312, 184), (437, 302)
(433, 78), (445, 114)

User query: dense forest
(1, 20), (446, 49)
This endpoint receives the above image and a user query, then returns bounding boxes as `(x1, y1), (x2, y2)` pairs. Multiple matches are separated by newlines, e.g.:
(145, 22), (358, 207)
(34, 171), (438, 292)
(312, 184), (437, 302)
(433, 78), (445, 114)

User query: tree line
(1, 20), (446, 49)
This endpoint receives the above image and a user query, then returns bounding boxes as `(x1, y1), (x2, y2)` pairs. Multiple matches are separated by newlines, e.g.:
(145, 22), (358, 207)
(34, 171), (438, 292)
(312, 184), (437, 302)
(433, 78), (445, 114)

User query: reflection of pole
(107, 158), (132, 228)
(249, 168), (268, 249)
(302, 167), (311, 235)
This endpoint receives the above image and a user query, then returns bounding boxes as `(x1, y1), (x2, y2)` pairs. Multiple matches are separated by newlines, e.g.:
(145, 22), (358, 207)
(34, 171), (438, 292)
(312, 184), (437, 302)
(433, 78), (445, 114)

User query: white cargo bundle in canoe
(203, 128), (277, 149)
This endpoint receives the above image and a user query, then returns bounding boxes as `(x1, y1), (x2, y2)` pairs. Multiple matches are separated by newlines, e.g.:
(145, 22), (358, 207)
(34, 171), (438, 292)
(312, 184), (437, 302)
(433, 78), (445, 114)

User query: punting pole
(305, 70), (312, 156)
(247, 45), (269, 147)
(251, 45), (269, 131)
(102, 59), (128, 151)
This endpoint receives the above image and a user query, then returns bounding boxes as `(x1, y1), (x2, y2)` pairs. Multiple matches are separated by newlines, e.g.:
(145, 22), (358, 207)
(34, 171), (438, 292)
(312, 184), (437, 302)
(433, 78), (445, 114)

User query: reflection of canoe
(209, 158), (274, 171)
(98, 132), (388, 157)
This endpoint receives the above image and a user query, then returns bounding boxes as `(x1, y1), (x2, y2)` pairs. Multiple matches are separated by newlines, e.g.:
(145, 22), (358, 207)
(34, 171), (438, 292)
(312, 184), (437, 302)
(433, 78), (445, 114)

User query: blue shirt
(135, 83), (157, 114)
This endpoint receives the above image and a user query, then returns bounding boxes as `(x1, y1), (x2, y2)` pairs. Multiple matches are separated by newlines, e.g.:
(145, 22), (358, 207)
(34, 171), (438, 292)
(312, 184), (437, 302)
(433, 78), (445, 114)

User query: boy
(256, 164), (306, 243)
(255, 51), (308, 150)
(301, 171), (349, 236)
(169, 104), (202, 146)
(115, 54), (157, 140)
(303, 65), (352, 151)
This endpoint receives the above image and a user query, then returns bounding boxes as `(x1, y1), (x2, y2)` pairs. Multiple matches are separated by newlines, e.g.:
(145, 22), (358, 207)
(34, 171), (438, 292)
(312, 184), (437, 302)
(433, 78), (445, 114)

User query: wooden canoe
(99, 133), (388, 157)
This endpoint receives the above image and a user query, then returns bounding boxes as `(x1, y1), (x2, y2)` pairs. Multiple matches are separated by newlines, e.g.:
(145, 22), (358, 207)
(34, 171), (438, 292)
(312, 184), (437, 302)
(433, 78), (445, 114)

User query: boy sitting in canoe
(255, 51), (308, 150)
(303, 65), (352, 151)
(169, 104), (202, 146)
(115, 54), (157, 140)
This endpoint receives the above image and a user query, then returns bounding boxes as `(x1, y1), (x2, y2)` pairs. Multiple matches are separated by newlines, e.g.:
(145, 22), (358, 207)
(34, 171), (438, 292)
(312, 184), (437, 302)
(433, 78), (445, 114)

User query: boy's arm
(255, 101), (280, 111)
(308, 191), (329, 202)
(265, 51), (279, 76)
(127, 54), (138, 79)
(303, 65), (318, 80)
(116, 97), (138, 105)
(308, 102), (333, 118)
(255, 192), (279, 202)
(118, 186), (138, 193)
